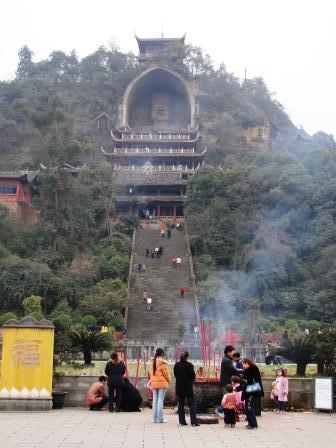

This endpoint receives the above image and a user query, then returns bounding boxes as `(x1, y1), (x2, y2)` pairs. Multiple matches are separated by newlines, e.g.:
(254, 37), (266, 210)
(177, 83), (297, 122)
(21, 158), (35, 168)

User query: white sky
(1, 0), (335, 137)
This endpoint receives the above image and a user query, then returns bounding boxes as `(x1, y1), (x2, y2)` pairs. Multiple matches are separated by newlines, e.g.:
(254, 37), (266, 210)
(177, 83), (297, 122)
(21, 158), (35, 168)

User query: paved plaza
(0, 408), (335, 448)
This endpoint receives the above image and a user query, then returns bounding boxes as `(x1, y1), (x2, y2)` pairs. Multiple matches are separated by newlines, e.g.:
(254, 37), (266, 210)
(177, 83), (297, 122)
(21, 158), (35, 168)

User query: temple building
(99, 35), (206, 218)
(0, 171), (38, 222)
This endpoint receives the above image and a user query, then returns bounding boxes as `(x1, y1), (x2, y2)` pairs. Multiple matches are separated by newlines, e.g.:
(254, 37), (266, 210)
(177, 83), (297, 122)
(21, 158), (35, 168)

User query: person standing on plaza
(173, 351), (199, 426)
(220, 345), (240, 387)
(270, 368), (288, 413)
(216, 345), (240, 418)
(150, 348), (170, 423)
(241, 358), (263, 429)
(176, 257), (182, 267)
(167, 228), (171, 239)
(105, 352), (126, 412)
(232, 352), (243, 372)
(221, 384), (236, 428)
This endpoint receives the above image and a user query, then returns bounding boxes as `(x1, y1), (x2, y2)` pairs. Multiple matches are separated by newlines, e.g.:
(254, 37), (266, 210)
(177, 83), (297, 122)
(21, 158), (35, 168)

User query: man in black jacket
(220, 345), (240, 386)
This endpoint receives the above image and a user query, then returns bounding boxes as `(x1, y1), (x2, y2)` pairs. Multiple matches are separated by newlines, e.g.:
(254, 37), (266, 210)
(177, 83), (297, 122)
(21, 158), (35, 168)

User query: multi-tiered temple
(101, 35), (206, 219)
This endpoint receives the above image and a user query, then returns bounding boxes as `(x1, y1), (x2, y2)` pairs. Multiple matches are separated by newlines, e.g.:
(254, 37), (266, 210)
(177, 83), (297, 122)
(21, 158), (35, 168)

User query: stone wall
(53, 376), (315, 410)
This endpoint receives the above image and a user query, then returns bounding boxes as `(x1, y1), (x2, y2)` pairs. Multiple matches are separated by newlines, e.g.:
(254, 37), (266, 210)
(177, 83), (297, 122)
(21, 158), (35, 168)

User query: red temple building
(98, 35), (206, 219)
(0, 171), (38, 222)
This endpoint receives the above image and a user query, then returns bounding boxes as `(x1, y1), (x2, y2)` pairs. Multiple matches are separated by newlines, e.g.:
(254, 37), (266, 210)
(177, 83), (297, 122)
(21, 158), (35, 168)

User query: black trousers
(177, 395), (197, 425)
(245, 396), (258, 428)
(224, 408), (235, 425)
(90, 396), (109, 410)
(109, 385), (122, 411)
(254, 396), (262, 416)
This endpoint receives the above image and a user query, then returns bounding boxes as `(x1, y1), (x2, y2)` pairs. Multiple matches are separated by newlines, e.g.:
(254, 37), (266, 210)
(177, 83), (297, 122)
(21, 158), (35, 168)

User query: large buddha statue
(151, 93), (171, 126)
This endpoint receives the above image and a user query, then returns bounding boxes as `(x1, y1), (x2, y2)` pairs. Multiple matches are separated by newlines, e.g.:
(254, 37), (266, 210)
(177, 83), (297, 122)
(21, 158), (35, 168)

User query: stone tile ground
(0, 408), (335, 448)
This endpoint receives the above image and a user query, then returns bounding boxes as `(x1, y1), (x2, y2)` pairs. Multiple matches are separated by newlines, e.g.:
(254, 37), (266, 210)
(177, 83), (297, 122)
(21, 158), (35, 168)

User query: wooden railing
(113, 165), (195, 172)
(121, 132), (193, 140)
(113, 147), (195, 154)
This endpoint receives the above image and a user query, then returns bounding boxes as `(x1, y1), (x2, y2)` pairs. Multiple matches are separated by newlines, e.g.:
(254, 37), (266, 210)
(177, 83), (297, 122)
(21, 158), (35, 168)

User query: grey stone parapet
(3, 316), (54, 328)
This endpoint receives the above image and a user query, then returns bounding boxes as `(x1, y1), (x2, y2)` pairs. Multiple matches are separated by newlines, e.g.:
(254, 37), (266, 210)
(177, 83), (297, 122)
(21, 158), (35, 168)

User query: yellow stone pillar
(0, 316), (54, 411)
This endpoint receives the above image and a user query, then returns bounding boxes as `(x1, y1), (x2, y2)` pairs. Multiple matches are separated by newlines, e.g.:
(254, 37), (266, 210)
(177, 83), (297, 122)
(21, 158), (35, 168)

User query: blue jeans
(152, 388), (166, 423)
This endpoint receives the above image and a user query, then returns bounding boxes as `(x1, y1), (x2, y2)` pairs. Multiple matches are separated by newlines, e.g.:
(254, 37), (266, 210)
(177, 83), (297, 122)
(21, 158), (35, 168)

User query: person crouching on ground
(121, 377), (142, 412)
(85, 376), (109, 411)
(271, 368), (288, 414)
(105, 352), (126, 412)
(221, 384), (236, 428)
(174, 351), (200, 426)
(150, 348), (170, 423)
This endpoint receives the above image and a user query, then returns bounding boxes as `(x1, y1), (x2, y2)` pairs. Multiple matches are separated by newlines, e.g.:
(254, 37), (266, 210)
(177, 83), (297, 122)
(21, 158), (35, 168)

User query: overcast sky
(1, 0), (335, 137)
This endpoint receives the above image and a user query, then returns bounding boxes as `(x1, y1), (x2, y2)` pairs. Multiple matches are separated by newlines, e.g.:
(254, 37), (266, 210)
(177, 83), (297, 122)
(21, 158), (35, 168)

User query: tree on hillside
(22, 295), (44, 320)
(16, 46), (34, 80)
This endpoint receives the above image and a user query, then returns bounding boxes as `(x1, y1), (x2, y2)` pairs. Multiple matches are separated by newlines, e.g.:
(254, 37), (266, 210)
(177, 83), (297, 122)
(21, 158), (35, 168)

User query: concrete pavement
(0, 408), (335, 448)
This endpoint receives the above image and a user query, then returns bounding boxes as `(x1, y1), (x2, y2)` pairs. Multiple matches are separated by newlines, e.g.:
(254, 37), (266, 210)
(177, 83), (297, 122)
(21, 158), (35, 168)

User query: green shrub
(0, 312), (18, 326)
(108, 314), (125, 328)
(81, 315), (97, 327)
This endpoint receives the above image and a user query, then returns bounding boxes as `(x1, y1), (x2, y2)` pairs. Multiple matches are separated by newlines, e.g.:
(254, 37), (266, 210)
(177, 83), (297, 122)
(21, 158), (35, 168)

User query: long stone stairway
(126, 223), (198, 343)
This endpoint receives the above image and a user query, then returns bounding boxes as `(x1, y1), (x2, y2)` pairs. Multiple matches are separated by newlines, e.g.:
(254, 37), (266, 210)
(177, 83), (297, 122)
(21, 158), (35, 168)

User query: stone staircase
(126, 223), (198, 343)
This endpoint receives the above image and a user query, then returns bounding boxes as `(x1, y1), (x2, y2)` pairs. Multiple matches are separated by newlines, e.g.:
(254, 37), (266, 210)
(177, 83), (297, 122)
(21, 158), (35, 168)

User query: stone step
(126, 226), (197, 341)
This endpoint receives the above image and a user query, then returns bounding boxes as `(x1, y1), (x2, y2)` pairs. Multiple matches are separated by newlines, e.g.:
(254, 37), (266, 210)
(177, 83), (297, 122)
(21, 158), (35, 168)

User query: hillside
(0, 43), (323, 170)
(1, 42), (336, 343)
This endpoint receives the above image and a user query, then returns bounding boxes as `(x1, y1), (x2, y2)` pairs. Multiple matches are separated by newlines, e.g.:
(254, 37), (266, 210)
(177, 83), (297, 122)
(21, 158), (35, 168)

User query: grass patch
(54, 362), (318, 378)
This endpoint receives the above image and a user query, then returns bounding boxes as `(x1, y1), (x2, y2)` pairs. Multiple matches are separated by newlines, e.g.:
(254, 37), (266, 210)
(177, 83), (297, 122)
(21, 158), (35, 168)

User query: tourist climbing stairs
(126, 222), (198, 343)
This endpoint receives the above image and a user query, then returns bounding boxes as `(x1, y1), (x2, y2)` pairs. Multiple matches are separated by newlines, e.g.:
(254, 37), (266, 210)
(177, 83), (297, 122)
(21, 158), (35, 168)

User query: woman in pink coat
(271, 368), (288, 413)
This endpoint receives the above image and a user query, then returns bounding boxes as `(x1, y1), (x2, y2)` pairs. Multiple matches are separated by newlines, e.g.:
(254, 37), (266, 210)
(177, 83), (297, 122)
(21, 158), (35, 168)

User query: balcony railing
(116, 194), (187, 202)
(113, 165), (195, 172)
(113, 147), (195, 155)
(116, 131), (198, 141)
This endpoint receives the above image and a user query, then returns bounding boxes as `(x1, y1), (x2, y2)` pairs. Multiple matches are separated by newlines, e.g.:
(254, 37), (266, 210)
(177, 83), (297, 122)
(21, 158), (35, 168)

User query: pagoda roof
(135, 34), (185, 51)
(115, 171), (187, 187)
(0, 170), (39, 183)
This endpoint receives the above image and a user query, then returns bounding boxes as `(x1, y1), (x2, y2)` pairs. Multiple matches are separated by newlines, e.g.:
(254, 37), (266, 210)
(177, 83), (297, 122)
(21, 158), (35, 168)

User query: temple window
(0, 185), (17, 195)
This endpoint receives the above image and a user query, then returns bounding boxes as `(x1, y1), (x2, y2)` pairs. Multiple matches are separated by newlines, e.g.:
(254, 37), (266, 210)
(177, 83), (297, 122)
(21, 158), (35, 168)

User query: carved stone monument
(0, 316), (55, 411)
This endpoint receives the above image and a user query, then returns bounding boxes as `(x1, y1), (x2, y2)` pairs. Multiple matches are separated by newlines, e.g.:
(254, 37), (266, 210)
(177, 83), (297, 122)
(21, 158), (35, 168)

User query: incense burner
(193, 381), (222, 412)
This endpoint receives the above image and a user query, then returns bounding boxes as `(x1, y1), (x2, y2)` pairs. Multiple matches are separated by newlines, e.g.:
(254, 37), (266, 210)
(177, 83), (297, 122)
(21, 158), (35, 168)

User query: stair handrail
(184, 223), (201, 330)
(124, 226), (137, 339)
